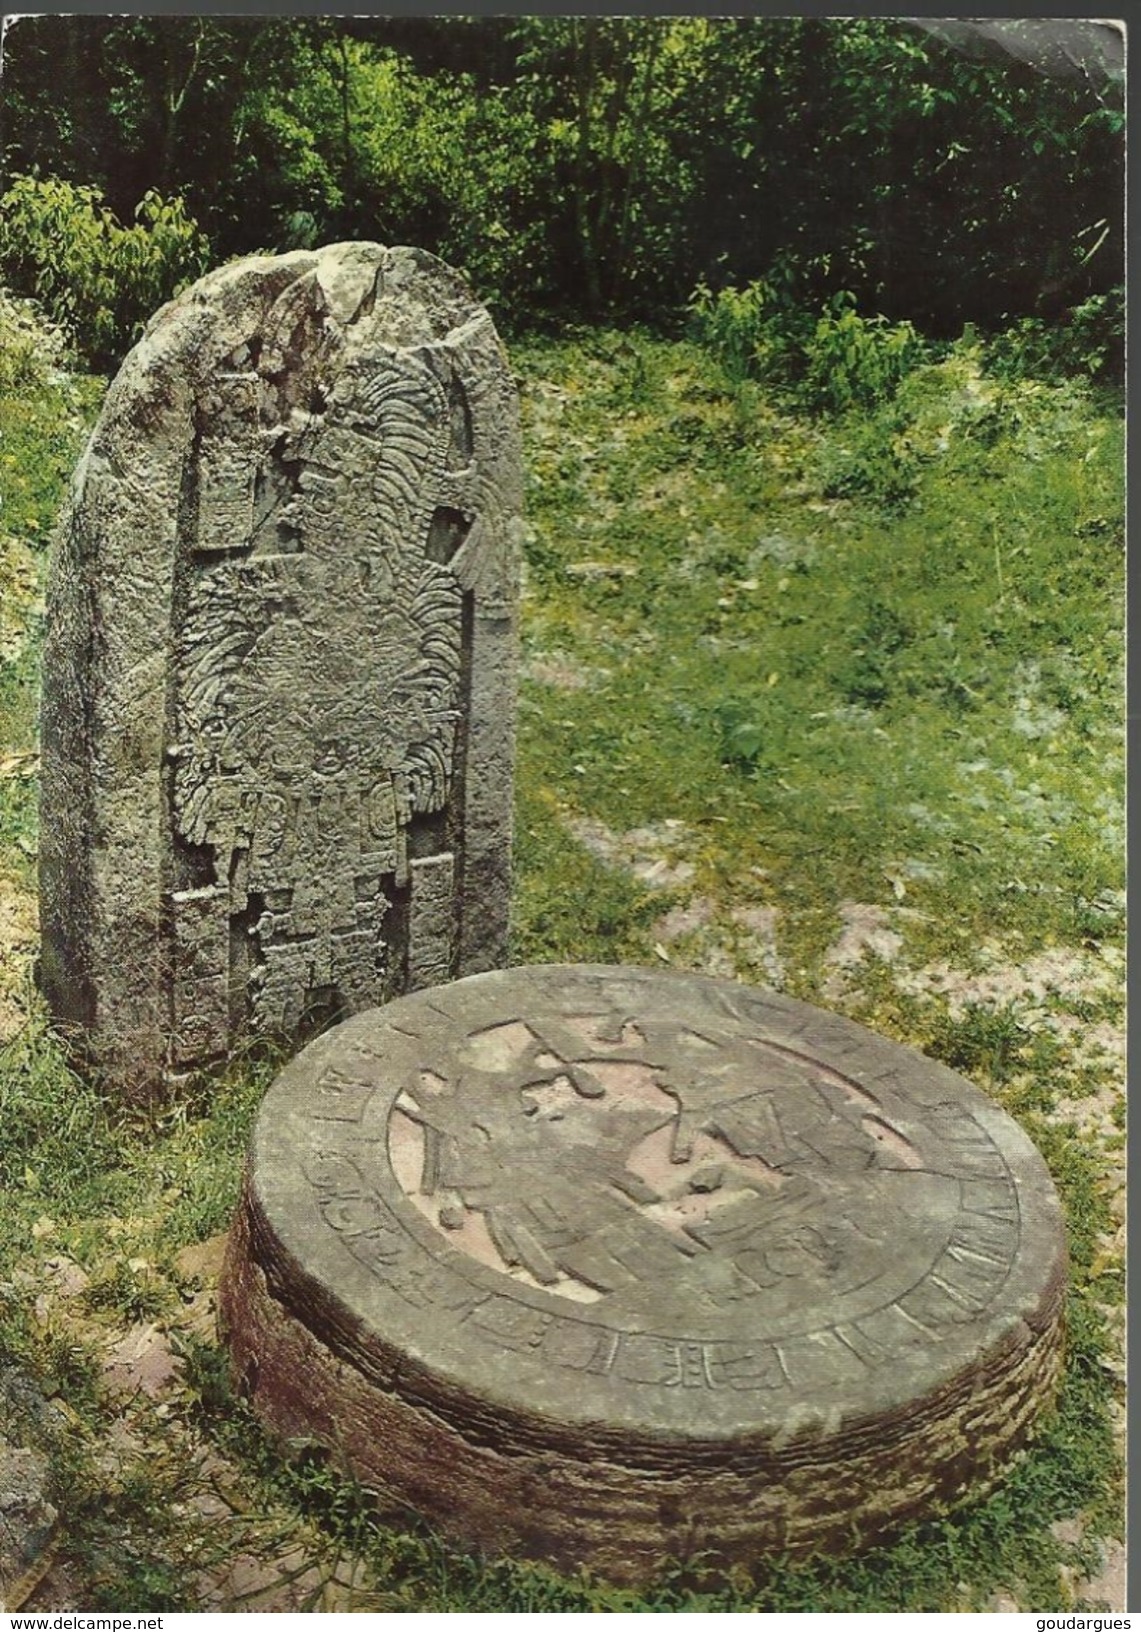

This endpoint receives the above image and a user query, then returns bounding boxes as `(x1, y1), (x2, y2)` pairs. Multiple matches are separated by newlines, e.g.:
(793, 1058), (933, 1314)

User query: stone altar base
(218, 964), (1067, 1586)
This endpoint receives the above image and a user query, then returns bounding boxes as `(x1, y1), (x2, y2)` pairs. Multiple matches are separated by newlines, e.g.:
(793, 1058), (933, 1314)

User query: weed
(985, 288), (1124, 398)
(815, 424), (920, 509)
(687, 276), (781, 382)
(83, 1259), (176, 1323)
(77, 1516), (200, 1612)
(924, 1001), (1036, 1087)
(0, 1028), (130, 1224)
(689, 282), (929, 419)
(802, 293), (927, 416)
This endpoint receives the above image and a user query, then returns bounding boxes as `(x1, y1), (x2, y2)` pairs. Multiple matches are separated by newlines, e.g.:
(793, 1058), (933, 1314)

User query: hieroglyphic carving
(408, 854), (457, 990)
(263, 969), (1044, 1401)
(302, 1075), (1019, 1397)
(384, 1012), (940, 1324)
(170, 885), (230, 1064)
(40, 244), (521, 1099)
(224, 969), (1068, 1581)
(194, 371), (261, 550)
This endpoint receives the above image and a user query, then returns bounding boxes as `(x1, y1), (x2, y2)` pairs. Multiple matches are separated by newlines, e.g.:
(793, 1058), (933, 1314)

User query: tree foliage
(0, 174), (208, 366)
(0, 16), (1123, 358)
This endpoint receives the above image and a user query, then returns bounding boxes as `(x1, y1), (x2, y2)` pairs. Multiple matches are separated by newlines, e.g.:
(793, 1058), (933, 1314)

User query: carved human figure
(387, 1014), (936, 1317)
(40, 244), (521, 1100)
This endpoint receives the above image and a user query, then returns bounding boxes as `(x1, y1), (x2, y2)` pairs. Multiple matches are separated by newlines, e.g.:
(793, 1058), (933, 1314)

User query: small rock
(821, 903), (905, 999)
(566, 816), (695, 891)
(987, 1593), (1021, 1613)
(633, 855), (695, 888)
(653, 898), (715, 943)
(521, 652), (601, 691)
(565, 560), (637, 580)
(101, 1324), (182, 1401)
(1077, 1538), (1126, 1611)
(0, 1371), (65, 1440)
(729, 904), (778, 936)
(42, 1257), (90, 1299)
(175, 1234), (228, 1285)
(197, 1543), (325, 1612)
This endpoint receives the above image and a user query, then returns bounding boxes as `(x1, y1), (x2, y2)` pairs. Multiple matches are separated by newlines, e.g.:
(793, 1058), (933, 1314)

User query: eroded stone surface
(0, 1443), (56, 1607)
(220, 964), (1067, 1585)
(40, 243), (521, 1100)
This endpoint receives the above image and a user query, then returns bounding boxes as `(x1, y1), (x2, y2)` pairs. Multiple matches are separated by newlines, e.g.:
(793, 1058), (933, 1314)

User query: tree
(0, 16), (1123, 339)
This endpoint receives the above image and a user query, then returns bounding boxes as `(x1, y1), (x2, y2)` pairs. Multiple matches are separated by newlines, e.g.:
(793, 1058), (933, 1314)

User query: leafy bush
(0, 175), (210, 369)
(801, 293), (926, 415)
(711, 696), (772, 774)
(814, 419), (921, 509)
(984, 287), (1124, 394)
(689, 278), (769, 380)
(687, 274), (813, 390)
(691, 282), (927, 418)
(0, 288), (70, 391)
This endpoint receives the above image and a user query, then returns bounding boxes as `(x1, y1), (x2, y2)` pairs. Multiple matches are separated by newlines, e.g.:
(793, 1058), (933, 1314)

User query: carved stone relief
(220, 965), (1068, 1580)
(39, 244), (521, 1100)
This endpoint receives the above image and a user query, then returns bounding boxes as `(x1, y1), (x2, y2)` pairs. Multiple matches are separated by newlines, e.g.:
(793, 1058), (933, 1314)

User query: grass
(0, 342), (102, 884)
(511, 333), (1122, 982)
(0, 297), (1124, 1611)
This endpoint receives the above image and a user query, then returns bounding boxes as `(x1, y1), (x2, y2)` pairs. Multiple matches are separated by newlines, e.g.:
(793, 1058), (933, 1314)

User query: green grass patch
(510, 332), (1122, 975)
(0, 311), (102, 881)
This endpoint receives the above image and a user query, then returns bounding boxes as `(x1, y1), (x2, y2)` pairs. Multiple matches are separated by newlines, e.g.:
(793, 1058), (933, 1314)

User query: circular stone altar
(219, 964), (1067, 1584)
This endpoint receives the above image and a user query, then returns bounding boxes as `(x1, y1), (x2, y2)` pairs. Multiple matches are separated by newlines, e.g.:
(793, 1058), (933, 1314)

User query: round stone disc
(219, 964), (1067, 1584)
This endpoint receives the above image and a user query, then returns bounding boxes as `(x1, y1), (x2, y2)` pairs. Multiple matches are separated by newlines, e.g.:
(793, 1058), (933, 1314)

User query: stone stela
(220, 965), (1068, 1584)
(39, 243), (521, 1101)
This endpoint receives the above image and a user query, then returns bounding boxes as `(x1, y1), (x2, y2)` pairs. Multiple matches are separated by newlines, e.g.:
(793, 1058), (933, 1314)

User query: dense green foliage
(690, 283), (929, 415)
(0, 17), (1123, 365)
(0, 176), (209, 367)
